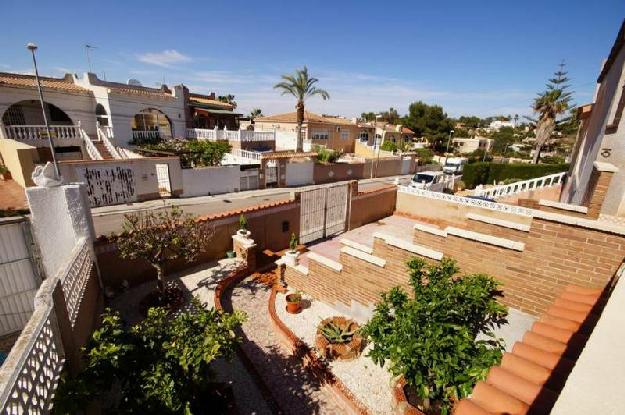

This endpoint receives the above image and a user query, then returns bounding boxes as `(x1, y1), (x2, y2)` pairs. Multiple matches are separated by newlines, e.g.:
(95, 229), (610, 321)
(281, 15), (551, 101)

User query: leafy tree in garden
(491, 126), (516, 155)
(362, 258), (507, 414)
(249, 108), (264, 120)
(381, 107), (401, 124)
(528, 62), (574, 163)
(457, 115), (483, 129)
(140, 139), (231, 168)
(402, 101), (453, 149)
(274, 66), (330, 152)
(360, 111), (377, 122)
(54, 301), (246, 414)
(117, 207), (214, 293)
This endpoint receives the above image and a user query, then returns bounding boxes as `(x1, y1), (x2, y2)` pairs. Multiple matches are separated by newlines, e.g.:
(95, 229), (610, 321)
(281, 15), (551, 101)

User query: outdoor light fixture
(27, 42), (60, 179)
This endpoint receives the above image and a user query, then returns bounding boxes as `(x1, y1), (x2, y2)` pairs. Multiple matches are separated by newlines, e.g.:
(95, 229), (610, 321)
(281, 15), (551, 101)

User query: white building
(489, 119), (515, 131)
(451, 137), (493, 154)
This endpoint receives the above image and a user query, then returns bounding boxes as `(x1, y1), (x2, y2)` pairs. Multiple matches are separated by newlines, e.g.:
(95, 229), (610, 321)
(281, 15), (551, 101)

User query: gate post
(346, 180), (358, 231)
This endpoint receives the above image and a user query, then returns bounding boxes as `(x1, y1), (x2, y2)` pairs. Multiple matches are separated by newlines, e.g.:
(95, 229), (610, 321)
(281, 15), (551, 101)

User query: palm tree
(249, 108), (263, 119)
(218, 94), (237, 109)
(531, 63), (573, 163)
(274, 66), (330, 152)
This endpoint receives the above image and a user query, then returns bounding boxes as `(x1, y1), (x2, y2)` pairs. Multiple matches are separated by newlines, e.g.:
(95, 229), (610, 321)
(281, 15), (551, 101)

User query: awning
(193, 107), (241, 116)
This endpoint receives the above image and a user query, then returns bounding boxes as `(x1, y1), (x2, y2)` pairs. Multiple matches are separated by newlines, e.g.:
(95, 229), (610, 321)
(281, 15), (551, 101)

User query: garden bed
(275, 292), (393, 414)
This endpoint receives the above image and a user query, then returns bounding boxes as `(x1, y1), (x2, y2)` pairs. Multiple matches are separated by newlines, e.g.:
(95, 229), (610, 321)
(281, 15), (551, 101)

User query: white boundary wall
(285, 160), (314, 186)
(182, 165), (241, 197)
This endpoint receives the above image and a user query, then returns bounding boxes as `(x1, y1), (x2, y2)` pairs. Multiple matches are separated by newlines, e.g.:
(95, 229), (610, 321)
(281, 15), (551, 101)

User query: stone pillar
(232, 233), (257, 271)
(258, 159), (267, 189)
(586, 161), (618, 218)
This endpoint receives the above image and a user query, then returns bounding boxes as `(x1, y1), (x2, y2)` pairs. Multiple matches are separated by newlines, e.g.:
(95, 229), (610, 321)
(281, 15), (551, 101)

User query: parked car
(410, 171), (448, 192)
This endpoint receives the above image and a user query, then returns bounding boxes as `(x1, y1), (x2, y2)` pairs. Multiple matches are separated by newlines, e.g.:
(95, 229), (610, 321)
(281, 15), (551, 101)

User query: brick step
(486, 366), (558, 408)
(93, 141), (114, 159)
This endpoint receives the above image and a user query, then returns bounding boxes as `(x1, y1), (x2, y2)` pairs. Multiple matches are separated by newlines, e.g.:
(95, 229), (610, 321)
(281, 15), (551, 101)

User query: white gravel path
(275, 292), (393, 415)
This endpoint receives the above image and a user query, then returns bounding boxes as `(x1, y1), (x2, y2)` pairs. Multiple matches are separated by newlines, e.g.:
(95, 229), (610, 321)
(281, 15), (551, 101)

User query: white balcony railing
(221, 148), (263, 165)
(472, 172), (566, 199)
(2, 124), (81, 141)
(186, 128), (276, 142)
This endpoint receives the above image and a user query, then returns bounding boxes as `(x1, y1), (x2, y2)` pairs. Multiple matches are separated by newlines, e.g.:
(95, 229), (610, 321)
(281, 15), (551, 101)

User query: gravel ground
(275, 292), (393, 415)
(109, 259), (273, 415)
(228, 276), (353, 414)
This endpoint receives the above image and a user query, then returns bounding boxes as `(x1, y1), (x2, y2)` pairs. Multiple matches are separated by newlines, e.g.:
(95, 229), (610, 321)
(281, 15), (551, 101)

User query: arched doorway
(131, 108), (172, 143)
(95, 103), (109, 127)
(2, 100), (73, 126)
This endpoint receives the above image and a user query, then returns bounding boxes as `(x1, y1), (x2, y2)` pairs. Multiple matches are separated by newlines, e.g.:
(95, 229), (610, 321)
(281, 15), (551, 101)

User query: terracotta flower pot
(286, 293), (302, 314)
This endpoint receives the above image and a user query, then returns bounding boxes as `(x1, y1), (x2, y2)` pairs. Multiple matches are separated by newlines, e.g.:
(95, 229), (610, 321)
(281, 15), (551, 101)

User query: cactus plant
(239, 214), (248, 231)
(320, 321), (357, 344)
(289, 233), (298, 252)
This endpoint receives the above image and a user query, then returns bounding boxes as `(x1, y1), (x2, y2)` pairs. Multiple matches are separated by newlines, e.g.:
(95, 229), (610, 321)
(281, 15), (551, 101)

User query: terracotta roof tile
(453, 285), (605, 415)
(256, 111), (355, 126)
(189, 93), (234, 109)
(0, 72), (90, 94)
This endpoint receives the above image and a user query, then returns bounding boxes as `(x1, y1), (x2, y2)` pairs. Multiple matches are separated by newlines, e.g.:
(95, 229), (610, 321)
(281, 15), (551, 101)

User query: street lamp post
(27, 42), (60, 179)
(444, 129), (455, 165)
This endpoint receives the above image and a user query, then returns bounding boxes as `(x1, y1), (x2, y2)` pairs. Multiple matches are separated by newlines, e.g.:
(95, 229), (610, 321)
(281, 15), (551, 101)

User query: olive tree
(117, 206), (214, 292)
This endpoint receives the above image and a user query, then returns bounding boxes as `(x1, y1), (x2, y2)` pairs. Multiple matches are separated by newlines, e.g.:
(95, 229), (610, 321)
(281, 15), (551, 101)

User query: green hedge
(462, 162), (569, 189)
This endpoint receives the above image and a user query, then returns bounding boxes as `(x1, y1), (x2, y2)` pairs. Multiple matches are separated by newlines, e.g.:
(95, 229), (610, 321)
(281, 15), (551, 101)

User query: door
(299, 183), (349, 244)
(265, 160), (278, 187)
(155, 164), (172, 197)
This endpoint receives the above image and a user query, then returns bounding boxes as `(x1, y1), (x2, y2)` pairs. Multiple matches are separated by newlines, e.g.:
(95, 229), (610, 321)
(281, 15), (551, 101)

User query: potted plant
(285, 291), (302, 314)
(362, 257), (508, 414)
(0, 165), (10, 181)
(284, 233), (299, 266)
(237, 214), (251, 237)
(316, 316), (362, 360)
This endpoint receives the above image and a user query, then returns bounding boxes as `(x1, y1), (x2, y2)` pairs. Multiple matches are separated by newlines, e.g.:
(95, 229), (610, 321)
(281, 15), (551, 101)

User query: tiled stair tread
(531, 321), (574, 343)
(454, 285), (601, 415)
(470, 382), (529, 414)
(553, 298), (593, 313)
(453, 399), (491, 415)
(339, 238), (374, 254)
(340, 246), (386, 267)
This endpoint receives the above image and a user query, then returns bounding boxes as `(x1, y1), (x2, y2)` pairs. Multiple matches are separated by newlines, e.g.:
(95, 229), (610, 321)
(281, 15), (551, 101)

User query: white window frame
(311, 129), (329, 140)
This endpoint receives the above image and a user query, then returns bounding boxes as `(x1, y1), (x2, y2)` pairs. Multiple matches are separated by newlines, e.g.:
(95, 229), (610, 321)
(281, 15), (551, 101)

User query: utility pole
(444, 129), (455, 165)
(84, 44), (97, 73)
(27, 42), (60, 179)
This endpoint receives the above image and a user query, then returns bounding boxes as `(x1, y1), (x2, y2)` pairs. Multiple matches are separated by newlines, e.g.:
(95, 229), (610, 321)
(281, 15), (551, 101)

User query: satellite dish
(127, 78), (142, 86)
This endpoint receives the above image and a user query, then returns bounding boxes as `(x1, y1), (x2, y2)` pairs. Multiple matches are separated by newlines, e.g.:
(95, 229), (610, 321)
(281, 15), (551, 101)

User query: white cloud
(137, 50), (192, 67)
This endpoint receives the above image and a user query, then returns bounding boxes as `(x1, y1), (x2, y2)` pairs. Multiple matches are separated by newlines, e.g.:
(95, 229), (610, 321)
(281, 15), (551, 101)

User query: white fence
(472, 172), (566, 199)
(0, 218), (40, 337)
(0, 237), (95, 413)
(186, 128), (276, 142)
(1, 124), (81, 141)
(132, 130), (160, 142)
(399, 185), (533, 216)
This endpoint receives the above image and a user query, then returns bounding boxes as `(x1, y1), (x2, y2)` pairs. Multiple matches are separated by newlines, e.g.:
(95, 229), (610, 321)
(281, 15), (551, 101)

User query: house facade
(254, 111), (358, 153)
(452, 137), (493, 154)
(560, 20), (625, 217)
(185, 91), (240, 131)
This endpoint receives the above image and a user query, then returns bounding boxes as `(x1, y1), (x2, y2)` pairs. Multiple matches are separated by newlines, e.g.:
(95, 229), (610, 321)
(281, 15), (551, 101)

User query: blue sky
(2, 0), (623, 118)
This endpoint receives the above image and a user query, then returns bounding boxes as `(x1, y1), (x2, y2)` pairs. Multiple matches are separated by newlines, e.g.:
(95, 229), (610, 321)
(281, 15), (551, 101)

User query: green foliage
(490, 126), (516, 155)
(274, 66), (330, 103)
(540, 156), (565, 164)
(239, 214), (248, 230)
(403, 101), (453, 146)
(462, 162), (569, 188)
(456, 115), (484, 129)
(362, 258), (507, 414)
(140, 139), (231, 168)
(315, 146), (340, 163)
(289, 233), (298, 251)
(117, 207), (213, 291)
(320, 321), (357, 344)
(414, 148), (434, 164)
(0, 164), (8, 174)
(361, 112), (377, 122)
(466, 149), (493, 164)
(54, 301), (246, 414)
(381, 140), (398, 152)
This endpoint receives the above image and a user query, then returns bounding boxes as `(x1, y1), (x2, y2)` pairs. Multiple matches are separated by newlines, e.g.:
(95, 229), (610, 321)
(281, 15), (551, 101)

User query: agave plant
(320, 321), (357, 344)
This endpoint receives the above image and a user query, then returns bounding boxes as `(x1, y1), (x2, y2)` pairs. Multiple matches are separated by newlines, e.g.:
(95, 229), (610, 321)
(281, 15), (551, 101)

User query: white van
(409, 171), (448, 192)
(443, 158), (467, 174)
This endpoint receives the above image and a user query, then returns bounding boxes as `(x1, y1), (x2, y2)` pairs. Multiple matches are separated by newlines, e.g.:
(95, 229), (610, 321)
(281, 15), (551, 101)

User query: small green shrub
(315, 146), (340, 163)
(0, 165), (8, 174)
(289, 233), (298, 251)
(239, 214), (248, 231)
(462, 162), (569, 189)
(414, 148), (434, 164)
(381, 141), (398, 152)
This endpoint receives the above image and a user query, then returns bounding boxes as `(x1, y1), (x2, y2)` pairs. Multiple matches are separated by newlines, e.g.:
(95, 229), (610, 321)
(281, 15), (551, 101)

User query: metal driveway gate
(299, 183), (349, 244)
(155, 164), (172, 196)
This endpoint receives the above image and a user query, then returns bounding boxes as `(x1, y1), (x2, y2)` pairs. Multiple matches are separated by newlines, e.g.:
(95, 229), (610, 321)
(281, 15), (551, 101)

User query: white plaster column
(26, 182), (96, 279)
